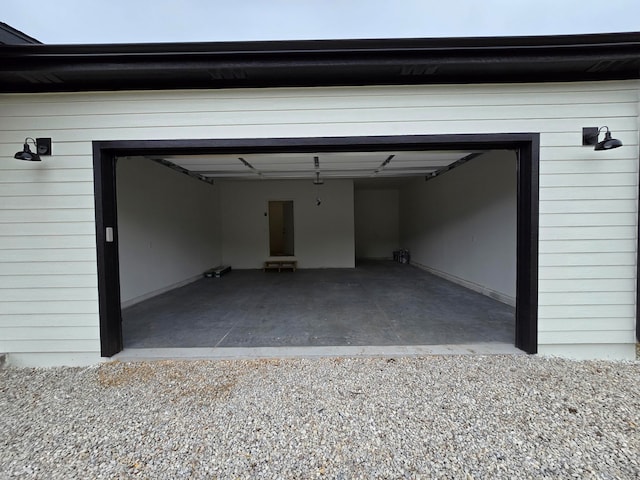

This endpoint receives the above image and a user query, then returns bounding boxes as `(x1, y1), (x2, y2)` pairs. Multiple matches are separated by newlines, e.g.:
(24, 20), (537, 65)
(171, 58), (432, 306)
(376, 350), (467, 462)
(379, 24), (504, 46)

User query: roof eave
(1, 32), (639, 93)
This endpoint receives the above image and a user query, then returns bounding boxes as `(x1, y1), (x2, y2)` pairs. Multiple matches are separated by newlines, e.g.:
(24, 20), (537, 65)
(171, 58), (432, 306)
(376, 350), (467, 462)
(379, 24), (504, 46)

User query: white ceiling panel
(148, 150), (482, 180)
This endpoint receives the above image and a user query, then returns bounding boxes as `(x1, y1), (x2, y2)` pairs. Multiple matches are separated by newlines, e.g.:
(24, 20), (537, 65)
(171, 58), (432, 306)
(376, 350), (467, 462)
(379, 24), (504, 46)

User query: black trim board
(93, 133), (539, 357)
(92, 145), (122, 356)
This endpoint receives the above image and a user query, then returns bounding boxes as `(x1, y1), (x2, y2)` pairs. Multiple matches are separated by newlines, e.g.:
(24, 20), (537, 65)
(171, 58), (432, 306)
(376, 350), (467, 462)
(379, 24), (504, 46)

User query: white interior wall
(354, 189), (400, 259)
(116, 158), (221, 305)
(219, 179), (354, 268)
(400, 151), (517, 304)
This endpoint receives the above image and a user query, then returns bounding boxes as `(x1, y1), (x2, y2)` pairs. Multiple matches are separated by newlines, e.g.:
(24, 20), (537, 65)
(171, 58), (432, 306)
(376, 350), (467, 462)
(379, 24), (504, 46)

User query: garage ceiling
(145, 150), (481, 183)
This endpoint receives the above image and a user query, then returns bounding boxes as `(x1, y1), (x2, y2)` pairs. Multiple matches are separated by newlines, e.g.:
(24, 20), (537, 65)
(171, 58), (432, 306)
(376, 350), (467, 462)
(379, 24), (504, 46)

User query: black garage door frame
(93, 133), (539, 357)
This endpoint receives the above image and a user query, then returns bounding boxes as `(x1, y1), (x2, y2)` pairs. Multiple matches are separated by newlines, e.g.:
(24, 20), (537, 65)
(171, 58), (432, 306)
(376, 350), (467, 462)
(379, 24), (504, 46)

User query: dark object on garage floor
(204, 265), (232, 278)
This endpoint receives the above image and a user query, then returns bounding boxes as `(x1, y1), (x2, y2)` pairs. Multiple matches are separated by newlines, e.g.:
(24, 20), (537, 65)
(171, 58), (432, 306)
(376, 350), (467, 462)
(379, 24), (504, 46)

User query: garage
(95, 134), (538, 357)
(4, 32), (639, 366)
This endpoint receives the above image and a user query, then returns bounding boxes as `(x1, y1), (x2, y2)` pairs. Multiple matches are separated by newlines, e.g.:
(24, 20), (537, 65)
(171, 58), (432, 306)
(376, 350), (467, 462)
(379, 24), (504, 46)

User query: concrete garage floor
(122, 260), (515, 350)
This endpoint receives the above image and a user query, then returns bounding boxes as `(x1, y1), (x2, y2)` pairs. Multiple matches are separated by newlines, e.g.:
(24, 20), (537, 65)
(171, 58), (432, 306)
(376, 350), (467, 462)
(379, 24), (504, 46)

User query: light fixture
(582, 127), (623, 151)
(14, 137), (52, 161)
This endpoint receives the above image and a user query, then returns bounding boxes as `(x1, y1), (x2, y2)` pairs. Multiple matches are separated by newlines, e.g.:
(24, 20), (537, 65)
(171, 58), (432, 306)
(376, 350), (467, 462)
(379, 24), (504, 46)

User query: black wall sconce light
(14, 137), (52, 161)
(582, 126), (623, 151)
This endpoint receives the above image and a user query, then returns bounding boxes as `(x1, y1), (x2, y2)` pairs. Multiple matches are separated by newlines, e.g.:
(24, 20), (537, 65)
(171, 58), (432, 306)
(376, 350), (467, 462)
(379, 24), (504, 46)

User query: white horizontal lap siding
(537, 81), (639, 357)
(0, 80), (638, 364)
(2, 83), (640, 142)
(0, 112), (99, 360)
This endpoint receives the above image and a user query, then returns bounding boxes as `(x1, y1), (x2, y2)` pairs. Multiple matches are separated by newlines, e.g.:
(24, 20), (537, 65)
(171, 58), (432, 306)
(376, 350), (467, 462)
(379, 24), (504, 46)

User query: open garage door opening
(94, 134), (538, 357)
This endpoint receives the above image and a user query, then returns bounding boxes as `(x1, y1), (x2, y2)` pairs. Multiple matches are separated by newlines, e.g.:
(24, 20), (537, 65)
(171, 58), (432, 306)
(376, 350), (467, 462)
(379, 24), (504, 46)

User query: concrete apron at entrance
(118, 261), (520, 360)
(115, 344), (523, 362)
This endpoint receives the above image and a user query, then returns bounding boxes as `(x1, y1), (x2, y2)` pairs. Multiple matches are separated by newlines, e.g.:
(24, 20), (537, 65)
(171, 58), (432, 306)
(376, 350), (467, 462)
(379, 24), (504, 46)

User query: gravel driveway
(1, 355), (638, 479)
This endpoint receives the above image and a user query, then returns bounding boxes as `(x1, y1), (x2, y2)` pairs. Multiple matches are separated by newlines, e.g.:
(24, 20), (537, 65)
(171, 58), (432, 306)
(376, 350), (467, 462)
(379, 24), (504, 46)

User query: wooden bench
(263, 258), (297, 272)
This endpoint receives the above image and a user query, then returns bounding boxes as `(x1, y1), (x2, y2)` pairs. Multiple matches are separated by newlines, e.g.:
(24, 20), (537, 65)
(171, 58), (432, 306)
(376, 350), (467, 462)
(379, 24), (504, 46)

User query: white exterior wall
(0, 80), (638, 365)
(219, 179), (354, 269)
(354, 189), (400, 259)
(400, 151), (517, 305)
(116, 157), (221, 306)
